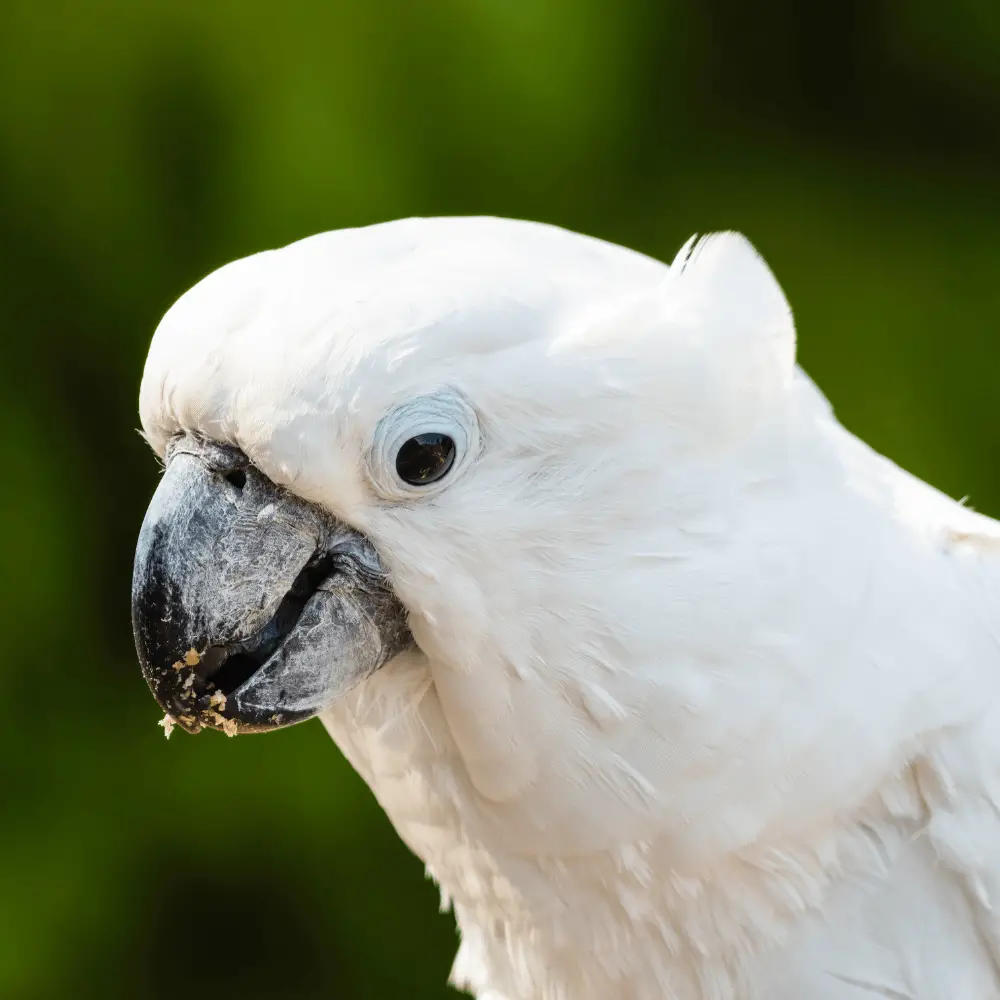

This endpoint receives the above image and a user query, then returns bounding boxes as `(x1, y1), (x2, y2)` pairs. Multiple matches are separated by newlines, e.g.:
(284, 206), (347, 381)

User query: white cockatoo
(132, 217), (1000, 1000)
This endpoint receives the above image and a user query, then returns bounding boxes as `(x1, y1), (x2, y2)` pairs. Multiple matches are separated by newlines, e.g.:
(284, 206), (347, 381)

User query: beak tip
(140, 657), (305, 737)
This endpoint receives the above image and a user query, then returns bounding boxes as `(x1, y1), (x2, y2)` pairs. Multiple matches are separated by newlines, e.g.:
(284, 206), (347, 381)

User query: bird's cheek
(431, 662), (540, 803)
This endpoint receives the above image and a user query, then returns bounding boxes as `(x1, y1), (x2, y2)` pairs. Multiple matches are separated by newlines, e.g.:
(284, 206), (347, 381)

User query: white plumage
(140, 217), (1000, 999)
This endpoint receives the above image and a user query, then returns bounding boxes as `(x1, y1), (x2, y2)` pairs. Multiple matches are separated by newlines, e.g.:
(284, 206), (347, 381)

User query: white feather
(141, 216), (1000, 999)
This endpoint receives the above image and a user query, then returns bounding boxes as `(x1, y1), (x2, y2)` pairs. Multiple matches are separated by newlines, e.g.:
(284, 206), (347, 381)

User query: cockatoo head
(134, 216), (806, 853)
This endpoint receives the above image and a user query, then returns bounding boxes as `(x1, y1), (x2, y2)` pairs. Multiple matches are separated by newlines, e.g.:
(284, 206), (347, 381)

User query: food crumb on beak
(157, 692), (236, 738)
(171, 648), (201, 672)
(205, 711), (238, 737)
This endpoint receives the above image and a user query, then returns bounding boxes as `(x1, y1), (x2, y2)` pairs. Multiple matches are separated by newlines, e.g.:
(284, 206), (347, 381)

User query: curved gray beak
(131, 438), (412, 735)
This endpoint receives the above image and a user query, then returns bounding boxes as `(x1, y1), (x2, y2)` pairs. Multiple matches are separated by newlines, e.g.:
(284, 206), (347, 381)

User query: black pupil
(395, 433), (456, 485)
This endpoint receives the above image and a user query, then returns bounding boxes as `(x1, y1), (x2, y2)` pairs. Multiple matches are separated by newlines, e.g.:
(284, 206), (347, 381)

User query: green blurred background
(1, 1), (998, 997)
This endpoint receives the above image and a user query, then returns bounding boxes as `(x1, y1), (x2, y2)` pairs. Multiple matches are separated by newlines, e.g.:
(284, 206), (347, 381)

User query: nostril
(224, 469), (247, 491)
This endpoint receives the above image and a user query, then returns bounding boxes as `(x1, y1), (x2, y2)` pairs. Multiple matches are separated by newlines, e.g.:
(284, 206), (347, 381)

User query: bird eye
(369, 391), (479, 500)
(395, 433), (456, 486)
